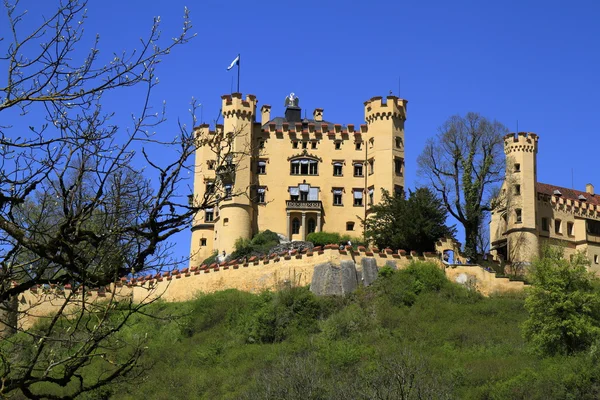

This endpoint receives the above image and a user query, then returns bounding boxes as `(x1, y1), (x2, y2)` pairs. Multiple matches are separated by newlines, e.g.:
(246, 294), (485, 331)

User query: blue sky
(4, 0), (600, 261)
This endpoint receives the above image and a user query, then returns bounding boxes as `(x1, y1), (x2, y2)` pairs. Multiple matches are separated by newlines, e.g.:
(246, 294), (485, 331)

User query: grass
(8, 261), (600, 399)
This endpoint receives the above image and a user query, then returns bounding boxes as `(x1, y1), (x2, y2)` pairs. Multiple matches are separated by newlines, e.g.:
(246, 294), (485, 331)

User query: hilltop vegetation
(6, 260), (600, 399)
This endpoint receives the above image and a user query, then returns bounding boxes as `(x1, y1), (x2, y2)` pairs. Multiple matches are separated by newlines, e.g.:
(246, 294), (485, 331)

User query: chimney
(586, 183), (594, 195)
(261, 105), (271, 124)
(313, 108), (323, 122)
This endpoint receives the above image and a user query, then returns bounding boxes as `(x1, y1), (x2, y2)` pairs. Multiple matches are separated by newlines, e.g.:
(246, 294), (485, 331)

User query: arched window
(307, 218), (316, 234)
(292, 218), (300, 234)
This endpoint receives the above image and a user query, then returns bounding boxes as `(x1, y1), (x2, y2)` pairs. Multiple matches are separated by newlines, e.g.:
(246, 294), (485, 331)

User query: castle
(189, 92), (407, 265)
(490, 132), (600, 274)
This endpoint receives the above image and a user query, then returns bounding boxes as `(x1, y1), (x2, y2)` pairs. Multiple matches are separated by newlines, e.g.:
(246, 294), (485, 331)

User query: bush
(247, 286), (324, 343)
(201, 251), (218, 266)
(229, 230), (281, 259)
(306, 232), (341, 247)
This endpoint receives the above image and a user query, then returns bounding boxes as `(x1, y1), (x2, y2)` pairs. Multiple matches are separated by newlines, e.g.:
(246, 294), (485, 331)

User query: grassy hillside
(10, 262), (600, 399)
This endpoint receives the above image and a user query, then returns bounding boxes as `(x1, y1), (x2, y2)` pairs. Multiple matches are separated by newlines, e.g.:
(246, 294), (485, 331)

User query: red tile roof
(536, 182), (600, 206)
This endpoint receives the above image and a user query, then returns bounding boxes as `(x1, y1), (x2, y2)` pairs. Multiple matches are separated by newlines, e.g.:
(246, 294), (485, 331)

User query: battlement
(504, 132), (539, 154)
(263, 120), (368, 139)
(364, 95), (407, 124)
(193, 123), (224, 137)
(221, 93), (257, 120)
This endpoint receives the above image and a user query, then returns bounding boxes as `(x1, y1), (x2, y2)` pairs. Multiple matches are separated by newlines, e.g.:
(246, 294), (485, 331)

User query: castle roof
(536, 182), (599, 205)
(261, 116), (337, 131)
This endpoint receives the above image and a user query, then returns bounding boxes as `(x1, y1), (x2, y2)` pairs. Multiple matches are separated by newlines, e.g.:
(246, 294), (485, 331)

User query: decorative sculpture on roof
(284, 92), (299, 107)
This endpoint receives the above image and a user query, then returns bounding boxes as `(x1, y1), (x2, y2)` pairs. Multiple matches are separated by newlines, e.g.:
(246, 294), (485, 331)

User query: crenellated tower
(503, 132), (539, 264)
(364, 96), (407, 204)
(189, 93), (257, 265)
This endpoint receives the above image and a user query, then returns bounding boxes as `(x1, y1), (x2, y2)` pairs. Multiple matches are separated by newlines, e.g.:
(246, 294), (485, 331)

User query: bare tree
(0, 1), (245, 398)
(417, 112), (508, 261)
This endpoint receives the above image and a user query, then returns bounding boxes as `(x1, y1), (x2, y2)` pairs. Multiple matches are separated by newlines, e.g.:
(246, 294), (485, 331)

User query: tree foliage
(417, 112), (508, 260)
(364, 188), (456, 253)
(0, 1), (245, 398)
(522, 246), (600, 356)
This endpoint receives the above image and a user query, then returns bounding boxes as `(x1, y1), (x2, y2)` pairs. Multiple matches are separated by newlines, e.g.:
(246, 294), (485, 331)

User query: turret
(217, 93), (257, 254)
(503, 132), (539, 264)
(364, 96), (408, 204)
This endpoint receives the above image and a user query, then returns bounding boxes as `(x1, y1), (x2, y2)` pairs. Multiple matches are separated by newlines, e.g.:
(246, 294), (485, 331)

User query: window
(394, 185), (404, 198)
(555, 219), (562, 234)
(292, 141), (299, 149)
(395, 137), (403, 148)
(353, 190), (363, 206)
(515, 209), (522, 223)
(587, 220), (600, 235)
(335, 141), (341, 150)
(311, 141), (317, 149)
(368, 159), (374, 175)
(333, 189), (343, 205)
(302, 141), (308, 149)
(346, 221), (355, 231)
(205, 208), (214, 222)
(394, 158), (404, 175)
(541, 217), (549, 231)
(257, 187), (266, 203)
(224, 184), (232, 199)
(514, 163), (521, 172)
(224, 218), (229, 226)
(206, 181), (215, 194)
(595, 255), (599, 264)
(368, 187), (374, 205)
(333, 162), (343, 176)
(514, 184), (521, 195)
(292, 218), (300, 234)
(353, 163), (363, 177)
(200, 238), (207, 246)
(355, 142), (362, 150)
(257, 160), (266, 174)
(290, 159), (318, 175)
(307, 218), (316, 234)
(258, 140), (265, 149)
(207, 160), (215, 170)
(567, 222), (574, 236)
(289, 186), (299, 201)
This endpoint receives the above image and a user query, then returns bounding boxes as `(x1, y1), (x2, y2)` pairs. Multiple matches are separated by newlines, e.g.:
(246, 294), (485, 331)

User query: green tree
(522, 246), (600, 356)
(364, 188), (456, 253)
(417, 112), (508, 260)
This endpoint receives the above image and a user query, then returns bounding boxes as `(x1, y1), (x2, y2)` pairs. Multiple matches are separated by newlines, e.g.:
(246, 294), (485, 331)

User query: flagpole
(237, 54), (240, 93)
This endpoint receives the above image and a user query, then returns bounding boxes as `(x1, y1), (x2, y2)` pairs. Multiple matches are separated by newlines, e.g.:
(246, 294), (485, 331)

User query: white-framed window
(257, 187), (266, 203)
(353, 163), (363, 177)
(333, 162), (343, 176)
(205, 208), (214, 222)
(353, 189), (363, 206)
(290, 159), (318, 175)
(333, 188), (343, 206)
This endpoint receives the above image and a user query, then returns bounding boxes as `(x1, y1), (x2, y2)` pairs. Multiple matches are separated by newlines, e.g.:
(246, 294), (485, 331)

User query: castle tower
(503, 132), (539, 264)
(189, 93), (257, 265)
(364, 96), (407, 204)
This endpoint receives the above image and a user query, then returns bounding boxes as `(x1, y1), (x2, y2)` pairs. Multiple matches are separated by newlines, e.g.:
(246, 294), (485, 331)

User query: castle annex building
(190, 93), (407, 264)
(490, 132), (600, 273)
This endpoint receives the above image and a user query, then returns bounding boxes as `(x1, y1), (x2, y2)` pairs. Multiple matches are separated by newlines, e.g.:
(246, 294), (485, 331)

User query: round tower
(216, 93), (257, 255)
(364, 96), (407, 204)
(503, 132), (539, 265)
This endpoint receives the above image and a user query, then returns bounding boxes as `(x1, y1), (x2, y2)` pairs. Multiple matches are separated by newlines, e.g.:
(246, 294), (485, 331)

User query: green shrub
(306, 231), (341, 247)
(247, 286), (323, 343)
(230, 231), (280, 259)
(251, 229), (279, 246)
(201, 250), (218, 265)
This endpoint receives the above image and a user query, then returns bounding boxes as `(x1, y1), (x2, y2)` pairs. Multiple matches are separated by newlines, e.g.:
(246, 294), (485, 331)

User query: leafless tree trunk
(417, 112), (508, 260)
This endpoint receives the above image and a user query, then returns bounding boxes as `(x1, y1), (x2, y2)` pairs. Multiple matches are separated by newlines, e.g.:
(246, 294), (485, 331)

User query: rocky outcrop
(360, 258), (380, 287)
(311, 258), (383, 296)
(269, 241), (314, 255)
(310, 260), (359, 296)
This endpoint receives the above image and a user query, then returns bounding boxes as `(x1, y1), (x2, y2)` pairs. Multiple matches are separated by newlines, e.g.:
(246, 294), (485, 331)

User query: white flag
(227, 55), (240, 71)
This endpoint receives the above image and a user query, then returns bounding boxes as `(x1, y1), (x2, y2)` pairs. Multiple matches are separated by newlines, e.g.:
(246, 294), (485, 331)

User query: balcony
(286, 200), (322, 211)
